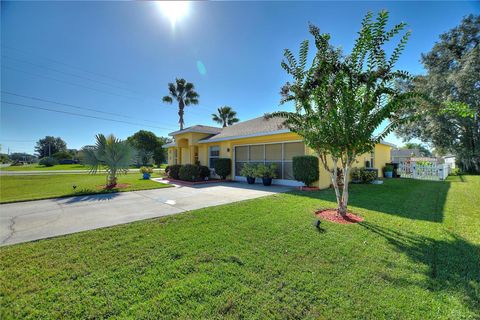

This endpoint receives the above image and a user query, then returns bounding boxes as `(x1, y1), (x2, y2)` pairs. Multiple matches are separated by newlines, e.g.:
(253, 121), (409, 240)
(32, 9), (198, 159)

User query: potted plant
(240, 163), (257, 184)
(255, 163), (278, 186)
(383, 164), (393, 178)
(140, 166), (154, 179)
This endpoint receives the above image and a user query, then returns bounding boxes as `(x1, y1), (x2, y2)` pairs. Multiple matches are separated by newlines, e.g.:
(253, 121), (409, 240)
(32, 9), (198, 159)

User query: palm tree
(162, 78), (199, 130)
(212, 106), (240, 127)
(82, 134), (135, 188)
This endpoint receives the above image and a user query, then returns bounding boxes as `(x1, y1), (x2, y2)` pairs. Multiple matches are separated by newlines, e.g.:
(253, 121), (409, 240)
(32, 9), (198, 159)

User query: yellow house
(164, 116), (395, 188)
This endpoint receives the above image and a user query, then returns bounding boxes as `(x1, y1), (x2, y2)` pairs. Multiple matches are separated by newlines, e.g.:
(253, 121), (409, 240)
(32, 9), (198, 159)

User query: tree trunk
(339, 164), (350, 216)
(178, 100), (185, 130)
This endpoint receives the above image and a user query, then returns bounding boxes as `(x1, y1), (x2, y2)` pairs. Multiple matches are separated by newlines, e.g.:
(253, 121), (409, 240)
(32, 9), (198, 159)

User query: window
(234, 141), (305, 180)
(209, 146), (220, 168)
(172, 149), (178, 165)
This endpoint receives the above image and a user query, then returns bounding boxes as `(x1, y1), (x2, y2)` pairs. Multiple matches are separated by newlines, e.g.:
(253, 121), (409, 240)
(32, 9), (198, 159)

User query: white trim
(233, 139), (303, 147)
(198, 129), (291, 144)
(168, 127), (221, 136)
(380, 140), (396, 148)
(163, 142), (176, 148)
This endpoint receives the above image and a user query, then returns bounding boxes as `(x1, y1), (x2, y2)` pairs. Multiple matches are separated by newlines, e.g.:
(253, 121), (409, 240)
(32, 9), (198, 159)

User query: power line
(1, 91), (176, 128)
(2, 54), (138, 93)
(1, 100), (176, 131)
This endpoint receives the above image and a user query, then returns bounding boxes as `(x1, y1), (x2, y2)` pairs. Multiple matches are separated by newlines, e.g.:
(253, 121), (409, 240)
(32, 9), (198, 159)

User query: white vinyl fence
(398, 161), (450, 181)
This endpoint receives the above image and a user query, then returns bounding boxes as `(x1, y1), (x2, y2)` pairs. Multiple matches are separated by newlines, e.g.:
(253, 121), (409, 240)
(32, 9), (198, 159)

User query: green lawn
(0, 172), (170, 203)
(1, 176), (479, 319)
(0, 164), (166, 171)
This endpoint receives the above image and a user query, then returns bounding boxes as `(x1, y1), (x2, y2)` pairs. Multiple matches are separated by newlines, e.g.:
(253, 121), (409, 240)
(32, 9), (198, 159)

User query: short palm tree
(162, 78), (199, 130)
(212, 106), (239, 127)
(82, 134), (135, 188)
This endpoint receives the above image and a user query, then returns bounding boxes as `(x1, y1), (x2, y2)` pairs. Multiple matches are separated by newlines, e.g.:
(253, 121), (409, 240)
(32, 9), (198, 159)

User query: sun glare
(157, 1), (190, 29)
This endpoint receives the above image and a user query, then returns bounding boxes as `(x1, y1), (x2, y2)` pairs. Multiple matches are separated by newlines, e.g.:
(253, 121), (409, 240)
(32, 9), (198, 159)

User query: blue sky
(1, 1), (478, 154)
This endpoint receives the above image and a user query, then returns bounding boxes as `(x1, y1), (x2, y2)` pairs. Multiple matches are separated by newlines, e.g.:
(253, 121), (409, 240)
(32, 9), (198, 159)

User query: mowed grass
(0, 172), (170, 203)
(1, 177), (479, 319)
(1, 164), (166, 171)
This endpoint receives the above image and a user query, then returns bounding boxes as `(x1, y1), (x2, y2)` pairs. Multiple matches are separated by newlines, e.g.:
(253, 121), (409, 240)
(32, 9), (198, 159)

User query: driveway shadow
(359, 221), (480, 315)
(291, 179), (450, 223)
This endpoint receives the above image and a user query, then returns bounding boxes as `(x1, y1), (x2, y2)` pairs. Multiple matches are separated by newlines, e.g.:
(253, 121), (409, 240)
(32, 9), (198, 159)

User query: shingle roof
(391, 149), (421, 158)
(198, 116), (288, 143)
(168, 125), (222, 136)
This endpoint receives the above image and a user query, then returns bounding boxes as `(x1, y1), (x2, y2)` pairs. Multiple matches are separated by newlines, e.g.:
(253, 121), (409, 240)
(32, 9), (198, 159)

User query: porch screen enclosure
(234, 141), (305, 180)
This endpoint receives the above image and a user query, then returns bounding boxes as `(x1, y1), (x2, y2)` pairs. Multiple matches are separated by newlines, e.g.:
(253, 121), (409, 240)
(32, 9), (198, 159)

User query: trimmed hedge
(351, 168), (377, 183)
(214, 158), (231, 179)
(179, 164), (201, 182)
(39, 157), (58, 167)
(293, 156), (319, 187)
(165, 164), (181, 180)
(198, 166), (211, 180)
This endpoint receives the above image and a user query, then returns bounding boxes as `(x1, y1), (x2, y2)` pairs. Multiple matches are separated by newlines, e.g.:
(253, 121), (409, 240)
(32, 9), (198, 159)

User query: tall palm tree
(162, 78), (199, 130)
(212, 106), (240, 127)
(82, 134), (135, 188)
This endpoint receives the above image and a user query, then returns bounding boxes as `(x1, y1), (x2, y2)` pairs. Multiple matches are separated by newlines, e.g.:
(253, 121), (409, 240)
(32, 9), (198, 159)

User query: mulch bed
(297, 186), (320, 191)
(315, 209), (364, 224)
(96, 183), (131, 190)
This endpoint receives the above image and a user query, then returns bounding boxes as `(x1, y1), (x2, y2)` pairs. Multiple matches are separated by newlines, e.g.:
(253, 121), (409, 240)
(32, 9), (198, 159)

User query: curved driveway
(0, 182), (291, 246)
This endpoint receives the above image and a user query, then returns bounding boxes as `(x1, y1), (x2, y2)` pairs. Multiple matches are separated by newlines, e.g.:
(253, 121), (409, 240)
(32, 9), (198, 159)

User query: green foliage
(0, 154), (11, 164)
(292, 155), (319, 186)
(213, 158), (231, 179)
(198, 165), (211, 180)
(255, 163), (278, 179)
(81, 134), (135, 187)
(162, 78), (200, 130)
(351, 167), (377, 183)
(268, 11), (415, 214)
(383, 164), (394, 172)
(402, 143), (432, 157)
(35, 136), (67, 158)
(239, 163), (258, 178)
(212, 106), (240, 127)
(165, 164), (182, 180)
(139, 166), (153, 174)
(39, 157), (58, 167)
(396, 15), (480, 173)
(179, 164), (201, 181)
(52, 151), (72, 161)
(449, 167), (461, 176)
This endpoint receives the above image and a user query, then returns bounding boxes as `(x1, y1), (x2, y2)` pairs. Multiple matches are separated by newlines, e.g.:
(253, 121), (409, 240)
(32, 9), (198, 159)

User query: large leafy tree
(402, 142), (432, 157)
(268, 11), (416, 216)
(396, 15), (480, 172)
(127, 130), (171, 166)
(212, 106), (240, 127)
(82, 134), (135, 188)
(35, 136), (67, 158)
(162, 78), (199, 130)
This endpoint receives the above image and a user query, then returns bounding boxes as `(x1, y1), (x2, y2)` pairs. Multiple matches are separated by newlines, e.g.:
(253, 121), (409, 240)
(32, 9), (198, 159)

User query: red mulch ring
(297, 186), (320, 191)
(315, 209), (364, 224)
(96, 183), (131, 190)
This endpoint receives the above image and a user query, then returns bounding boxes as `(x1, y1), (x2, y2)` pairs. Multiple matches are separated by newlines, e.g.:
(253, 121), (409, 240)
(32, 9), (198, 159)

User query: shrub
(198, 165), (211, 180)
(165, 164), (182, 179)
(179, 164), (201, 182)
(239, 163), (258, 177)
(214, 158), (231, 179)
(255, 163), (278, 179)
(140, 166), (154, 174)
(39, 157), (58, 167)
(293, 155), (319, 187)
(52, 151), (72, 161)
(351, 167), (377, 183)
(449, 167), (461, 176)
(383, 164), (394, 172)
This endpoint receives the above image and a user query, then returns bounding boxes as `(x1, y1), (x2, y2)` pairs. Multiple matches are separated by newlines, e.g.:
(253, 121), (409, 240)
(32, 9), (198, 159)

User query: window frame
(208, 145), (220, 169)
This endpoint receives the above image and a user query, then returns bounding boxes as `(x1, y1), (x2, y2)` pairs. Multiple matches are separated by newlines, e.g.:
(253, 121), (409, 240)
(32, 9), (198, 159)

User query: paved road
(0, 182), (292, 246)
(0, 168), (164, 175)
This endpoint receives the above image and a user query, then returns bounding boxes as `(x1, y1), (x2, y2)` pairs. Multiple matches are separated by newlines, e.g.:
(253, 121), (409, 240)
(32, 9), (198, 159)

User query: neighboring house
(164, 116), (394, 188)
(391, 148), (421, 163)
(442, 154), (456, 168)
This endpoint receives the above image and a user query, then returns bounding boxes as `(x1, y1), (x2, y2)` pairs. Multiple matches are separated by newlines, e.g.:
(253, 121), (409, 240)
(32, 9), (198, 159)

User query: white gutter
(197, 129), (291, 143)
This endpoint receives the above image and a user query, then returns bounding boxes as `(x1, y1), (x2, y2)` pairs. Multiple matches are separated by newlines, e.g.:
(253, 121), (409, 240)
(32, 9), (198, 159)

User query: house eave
(197, 129), (291, 144)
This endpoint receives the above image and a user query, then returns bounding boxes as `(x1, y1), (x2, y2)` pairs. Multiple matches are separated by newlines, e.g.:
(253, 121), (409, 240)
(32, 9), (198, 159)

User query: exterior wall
(167, 130), (392, 188)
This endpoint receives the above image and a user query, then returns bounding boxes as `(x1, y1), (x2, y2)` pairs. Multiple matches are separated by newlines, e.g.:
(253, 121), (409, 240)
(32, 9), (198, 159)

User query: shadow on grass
(359, 221), (480, 314)
(292, 179), (450, 223)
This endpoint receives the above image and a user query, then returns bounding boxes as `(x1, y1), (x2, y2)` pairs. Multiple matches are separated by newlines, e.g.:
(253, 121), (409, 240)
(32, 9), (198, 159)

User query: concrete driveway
(0, 182), (292, 246)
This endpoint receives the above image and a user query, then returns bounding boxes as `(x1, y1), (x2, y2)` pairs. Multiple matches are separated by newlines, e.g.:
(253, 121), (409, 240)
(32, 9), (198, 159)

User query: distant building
(391, 149), (421, 163)
(442, 154), (456, 168)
